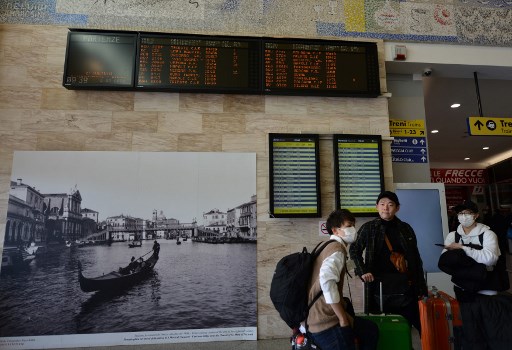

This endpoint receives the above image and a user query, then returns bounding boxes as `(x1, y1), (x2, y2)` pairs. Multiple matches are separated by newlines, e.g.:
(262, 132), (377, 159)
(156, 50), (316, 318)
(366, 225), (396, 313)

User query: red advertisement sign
(430, 168), (488, 185)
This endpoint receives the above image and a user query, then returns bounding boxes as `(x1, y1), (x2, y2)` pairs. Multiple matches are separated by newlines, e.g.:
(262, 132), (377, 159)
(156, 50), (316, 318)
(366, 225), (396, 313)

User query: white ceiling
(386, 61), (512, 168)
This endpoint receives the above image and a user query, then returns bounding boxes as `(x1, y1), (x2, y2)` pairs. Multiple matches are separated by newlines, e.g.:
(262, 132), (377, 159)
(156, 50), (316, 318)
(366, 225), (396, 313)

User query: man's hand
(445, 242), (463, 250)
(360, 272), (374, 282)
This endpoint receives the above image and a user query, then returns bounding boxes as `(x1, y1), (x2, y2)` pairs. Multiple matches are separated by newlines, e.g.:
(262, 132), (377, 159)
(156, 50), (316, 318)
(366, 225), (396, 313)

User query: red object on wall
(430, 168), (488, 185)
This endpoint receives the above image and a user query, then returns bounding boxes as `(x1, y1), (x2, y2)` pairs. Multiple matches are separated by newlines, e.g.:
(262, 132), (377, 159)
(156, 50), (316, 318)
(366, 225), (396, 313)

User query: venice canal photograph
(0, 151), (257, 349)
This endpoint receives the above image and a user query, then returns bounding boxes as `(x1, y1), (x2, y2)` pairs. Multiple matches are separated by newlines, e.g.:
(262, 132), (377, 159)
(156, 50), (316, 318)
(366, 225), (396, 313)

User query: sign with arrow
(467, 116), (512, 136)
(390, 120), (429, 164)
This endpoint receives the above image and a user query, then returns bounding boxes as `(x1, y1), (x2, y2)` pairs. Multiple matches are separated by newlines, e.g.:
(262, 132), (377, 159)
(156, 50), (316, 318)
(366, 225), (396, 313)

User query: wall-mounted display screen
(263, 38), (380, 97)
(269, 133), (321, 218)
(62, 30), (381, 97)
(333, 134), (384, 216)
(63, 31), (137, 89)
(136, 34), (261, 93)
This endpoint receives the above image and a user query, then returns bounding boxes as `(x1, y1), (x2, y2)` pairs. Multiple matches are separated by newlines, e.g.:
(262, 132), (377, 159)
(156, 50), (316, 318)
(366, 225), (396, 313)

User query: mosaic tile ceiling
(0, 0), (511, 46)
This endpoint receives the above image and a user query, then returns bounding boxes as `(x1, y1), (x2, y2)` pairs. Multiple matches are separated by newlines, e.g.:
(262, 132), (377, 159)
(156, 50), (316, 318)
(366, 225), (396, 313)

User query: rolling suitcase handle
(362, 280), (384, 314)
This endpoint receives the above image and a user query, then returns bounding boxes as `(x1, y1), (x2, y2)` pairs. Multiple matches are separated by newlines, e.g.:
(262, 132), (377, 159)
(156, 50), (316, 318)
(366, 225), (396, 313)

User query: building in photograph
(238, 195), (257, 240)
(4, 179), (46, 246)
(203, 208), (227, 234)
(43, 187), (84, 243)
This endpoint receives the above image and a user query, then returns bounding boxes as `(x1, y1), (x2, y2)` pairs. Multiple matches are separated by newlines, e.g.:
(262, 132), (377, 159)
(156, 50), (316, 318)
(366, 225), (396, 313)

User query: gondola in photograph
(77, 250), (158, 293)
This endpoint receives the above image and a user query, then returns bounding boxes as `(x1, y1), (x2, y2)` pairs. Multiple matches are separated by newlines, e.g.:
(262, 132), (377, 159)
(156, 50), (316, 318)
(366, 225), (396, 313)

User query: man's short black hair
(326, 209), (355, 235)
(376, 191), (400, 206)
(454, 200), (478, 214)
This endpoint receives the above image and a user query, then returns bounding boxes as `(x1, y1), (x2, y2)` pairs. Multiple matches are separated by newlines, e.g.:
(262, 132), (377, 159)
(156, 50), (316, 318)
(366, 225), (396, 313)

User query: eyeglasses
(458, 211), (475, 215)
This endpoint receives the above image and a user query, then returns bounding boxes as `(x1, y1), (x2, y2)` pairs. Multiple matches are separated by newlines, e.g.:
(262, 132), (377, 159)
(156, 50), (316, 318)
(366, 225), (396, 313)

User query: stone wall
(0, 23), (391, 339)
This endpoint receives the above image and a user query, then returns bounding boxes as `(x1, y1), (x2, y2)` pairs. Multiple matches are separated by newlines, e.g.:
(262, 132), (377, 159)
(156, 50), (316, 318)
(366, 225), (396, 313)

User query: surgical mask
(342, 226), (357, 243)
(458, 214), (475, 227)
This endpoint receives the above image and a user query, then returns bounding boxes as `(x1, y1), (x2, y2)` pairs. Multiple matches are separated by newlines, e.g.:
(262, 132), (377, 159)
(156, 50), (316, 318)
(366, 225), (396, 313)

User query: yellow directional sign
(389, 119), (426, 137)
(389, 119), (425, 129)
(390, 128), (426, 137)
(468, 116), (512, 136)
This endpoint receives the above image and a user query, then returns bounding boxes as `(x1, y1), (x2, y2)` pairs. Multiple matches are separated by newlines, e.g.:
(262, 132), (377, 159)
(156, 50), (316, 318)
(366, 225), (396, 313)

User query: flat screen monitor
(136, 33), (261, 93)
(263, 38), (380, 97)
(63, 30), (137, 89)
(334, 134), (384, 216)
(394, 183), (449, 273)
(269, 133), (321, 218)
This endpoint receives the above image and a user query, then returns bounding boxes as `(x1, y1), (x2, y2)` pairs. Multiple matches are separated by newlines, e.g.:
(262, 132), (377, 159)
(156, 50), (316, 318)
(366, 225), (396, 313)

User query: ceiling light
(431, 130), (439, 134)
(451, 103), (461, 108)
(483, 146), (490, 150)
(464, 157), (470, 160)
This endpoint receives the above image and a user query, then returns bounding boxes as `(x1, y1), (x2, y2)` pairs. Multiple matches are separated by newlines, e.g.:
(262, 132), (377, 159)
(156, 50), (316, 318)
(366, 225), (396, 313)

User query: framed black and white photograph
(0, 151), (257, 349)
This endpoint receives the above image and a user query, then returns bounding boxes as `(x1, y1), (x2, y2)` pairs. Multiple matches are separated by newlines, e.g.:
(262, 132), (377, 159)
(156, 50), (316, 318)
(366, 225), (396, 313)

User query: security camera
(423, 68), (432, 77)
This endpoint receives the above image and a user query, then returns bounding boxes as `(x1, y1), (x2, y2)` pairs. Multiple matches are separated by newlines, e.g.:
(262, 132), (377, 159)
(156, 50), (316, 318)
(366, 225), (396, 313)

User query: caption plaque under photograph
(334, 134), (384, 216)
(269, 133), (321, 218)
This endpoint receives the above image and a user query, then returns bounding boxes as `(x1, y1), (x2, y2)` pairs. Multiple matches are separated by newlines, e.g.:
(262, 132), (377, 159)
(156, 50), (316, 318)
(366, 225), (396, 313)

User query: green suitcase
(359, 314), (412, 350)
(358, 281), (412, 350)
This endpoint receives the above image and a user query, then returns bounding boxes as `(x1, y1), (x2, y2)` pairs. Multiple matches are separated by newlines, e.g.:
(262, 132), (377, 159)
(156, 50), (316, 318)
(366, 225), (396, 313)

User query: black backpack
(270, 240), (337, 329)
(455, 232), (510, 291)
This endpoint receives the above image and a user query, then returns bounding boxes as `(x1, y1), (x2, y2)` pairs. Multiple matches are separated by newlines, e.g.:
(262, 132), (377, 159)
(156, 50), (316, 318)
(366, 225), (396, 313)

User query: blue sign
(392, 137), (427, 147)
(392, 155), (428, 163)
(391, 147), (428, 156)
(391, 137), (428, 163)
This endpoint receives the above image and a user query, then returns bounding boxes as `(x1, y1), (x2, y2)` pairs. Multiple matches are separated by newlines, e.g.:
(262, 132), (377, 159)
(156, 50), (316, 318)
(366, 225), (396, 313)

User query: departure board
(136, 34), (261, 93)
(263, 38), (380, 97)
(269, 133), (321, 218)
(63, 31), (137, 89)
(334, 134), (384, 216)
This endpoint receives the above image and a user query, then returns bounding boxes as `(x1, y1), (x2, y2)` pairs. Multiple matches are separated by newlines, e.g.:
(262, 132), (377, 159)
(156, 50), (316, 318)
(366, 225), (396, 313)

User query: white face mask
(342, 226), (357, 243)
(458, 214), (475, 227)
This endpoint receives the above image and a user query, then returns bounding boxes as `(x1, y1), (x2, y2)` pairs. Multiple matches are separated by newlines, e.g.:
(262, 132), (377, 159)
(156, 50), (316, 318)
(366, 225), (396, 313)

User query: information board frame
(269, 133), (321, 218)
(262, 37), (380, 97)
(135, 32), (262, 94)
(63, 29), (138, 89)
(333, 134), (384, 216)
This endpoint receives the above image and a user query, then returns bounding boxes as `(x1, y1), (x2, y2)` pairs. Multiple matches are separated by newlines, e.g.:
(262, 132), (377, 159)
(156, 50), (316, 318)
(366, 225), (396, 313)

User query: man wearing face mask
(442, 200), (501, 294)
(306, 209), (379, 350)
(440, 200), (512, 350)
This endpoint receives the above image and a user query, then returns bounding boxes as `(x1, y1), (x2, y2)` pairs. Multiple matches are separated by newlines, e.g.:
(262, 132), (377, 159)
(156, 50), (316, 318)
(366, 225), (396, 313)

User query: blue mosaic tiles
(0, 0), (510, 47)
(0, 0), (87, 26)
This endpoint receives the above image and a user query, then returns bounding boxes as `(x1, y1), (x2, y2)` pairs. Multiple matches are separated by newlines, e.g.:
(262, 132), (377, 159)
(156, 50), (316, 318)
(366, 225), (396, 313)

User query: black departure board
(136, 34), (261, 93)
(62, 30), (381, 97)
(269, 133), (321, 218)
(333, 134), (384, 216)
(263, 38), (380, 97)
(63, 31), (137, 89)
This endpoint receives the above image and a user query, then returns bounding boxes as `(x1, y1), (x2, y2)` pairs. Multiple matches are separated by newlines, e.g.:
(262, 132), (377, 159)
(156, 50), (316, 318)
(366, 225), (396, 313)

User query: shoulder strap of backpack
(455, 231), (484, 247)
(311, 239), (338, 258)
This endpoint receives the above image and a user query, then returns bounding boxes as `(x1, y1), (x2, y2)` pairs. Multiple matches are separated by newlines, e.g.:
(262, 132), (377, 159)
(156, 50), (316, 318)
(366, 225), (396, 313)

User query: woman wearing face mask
(306, 209), (379, 350)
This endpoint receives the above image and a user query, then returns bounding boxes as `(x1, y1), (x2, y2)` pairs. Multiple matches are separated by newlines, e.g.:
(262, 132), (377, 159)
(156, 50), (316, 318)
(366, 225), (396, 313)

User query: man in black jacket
(349, 191), (427, 334)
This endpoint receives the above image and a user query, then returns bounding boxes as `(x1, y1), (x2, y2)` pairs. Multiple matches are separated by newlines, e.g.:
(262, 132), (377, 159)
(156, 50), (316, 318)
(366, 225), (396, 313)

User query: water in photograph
(0, 240), (256, 336)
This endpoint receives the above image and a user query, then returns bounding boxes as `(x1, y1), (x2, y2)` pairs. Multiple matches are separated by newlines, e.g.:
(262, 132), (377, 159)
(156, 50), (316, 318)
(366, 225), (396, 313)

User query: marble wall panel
(112, 111), (158, 133)
(157, 112), (203, 134)
(83, 132), (133, 151)
(134, 92), (179, 112)
(131, 132), (179, 152)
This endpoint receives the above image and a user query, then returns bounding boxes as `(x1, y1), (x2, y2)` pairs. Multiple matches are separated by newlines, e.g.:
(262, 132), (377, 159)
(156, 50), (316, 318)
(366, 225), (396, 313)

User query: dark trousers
(309, 316), (379, 350)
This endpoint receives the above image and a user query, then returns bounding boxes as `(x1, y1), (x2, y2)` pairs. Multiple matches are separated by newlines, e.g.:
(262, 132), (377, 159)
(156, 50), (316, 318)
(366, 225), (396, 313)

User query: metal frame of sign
(333, 134), (384, 216)
(269, 133), (321, 218)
